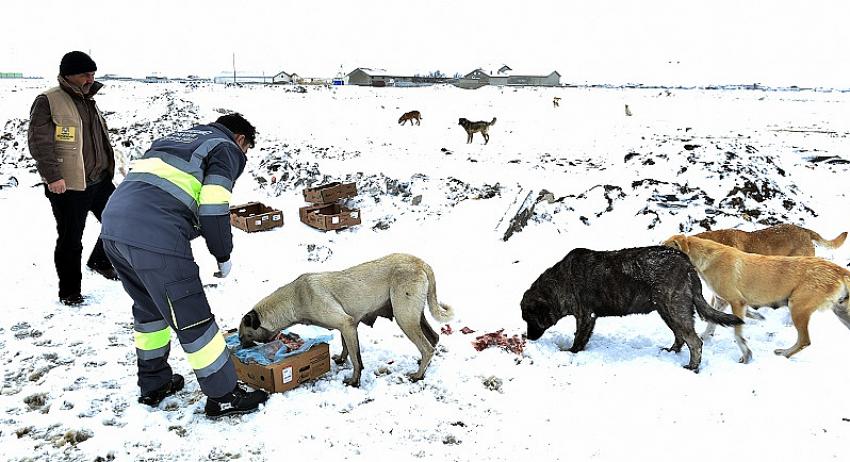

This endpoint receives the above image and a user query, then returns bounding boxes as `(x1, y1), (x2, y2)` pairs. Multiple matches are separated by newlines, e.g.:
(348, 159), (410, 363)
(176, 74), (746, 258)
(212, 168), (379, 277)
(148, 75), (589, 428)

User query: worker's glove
(214, 259), (232, 278)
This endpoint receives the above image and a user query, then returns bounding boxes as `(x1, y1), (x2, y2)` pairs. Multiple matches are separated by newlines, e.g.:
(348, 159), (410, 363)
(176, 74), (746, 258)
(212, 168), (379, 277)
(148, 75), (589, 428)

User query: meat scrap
(441, 324), (453, 335)
(274, 331), (305, 351)
(460, 327), (475, 334)
(472, 329), (525, 355)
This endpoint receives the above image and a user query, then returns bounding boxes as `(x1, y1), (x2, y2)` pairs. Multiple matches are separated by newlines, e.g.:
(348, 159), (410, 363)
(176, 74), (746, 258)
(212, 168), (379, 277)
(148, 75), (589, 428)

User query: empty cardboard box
(227, 338), (331, 393)
(303, 182), (357, 205)
(299, 203), (362, 231)
(230, 201), (284, 233)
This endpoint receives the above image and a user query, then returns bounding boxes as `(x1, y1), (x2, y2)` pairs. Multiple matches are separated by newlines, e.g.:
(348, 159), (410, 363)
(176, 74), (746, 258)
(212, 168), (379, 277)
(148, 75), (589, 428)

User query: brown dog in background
(697, 224), (847, 334)
(458, 117), (497, 144)
(696, 224), (846, 257)
(398, 111), (422, 126)
(664, 234), (850, 363)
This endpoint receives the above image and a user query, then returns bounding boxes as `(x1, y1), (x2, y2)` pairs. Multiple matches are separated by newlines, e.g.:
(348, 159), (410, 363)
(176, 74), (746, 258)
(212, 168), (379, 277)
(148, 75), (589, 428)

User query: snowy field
(1, 80), (849, 461)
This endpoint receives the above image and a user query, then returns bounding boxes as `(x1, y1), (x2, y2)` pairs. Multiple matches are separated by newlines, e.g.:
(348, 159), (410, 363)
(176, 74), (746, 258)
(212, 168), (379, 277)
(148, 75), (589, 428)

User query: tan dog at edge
(238, 253), (454, 387)
(664, 235), (850, 363)
(697, 224), (847, 335)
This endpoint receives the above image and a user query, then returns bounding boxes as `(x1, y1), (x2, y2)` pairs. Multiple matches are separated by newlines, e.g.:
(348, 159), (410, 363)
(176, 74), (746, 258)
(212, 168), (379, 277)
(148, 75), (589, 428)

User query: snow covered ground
(1, 80), (849, 461)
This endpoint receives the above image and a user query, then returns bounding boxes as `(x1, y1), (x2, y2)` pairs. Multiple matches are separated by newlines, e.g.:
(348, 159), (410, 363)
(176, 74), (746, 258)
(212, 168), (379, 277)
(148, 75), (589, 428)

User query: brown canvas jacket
(27, 76), (115, 186)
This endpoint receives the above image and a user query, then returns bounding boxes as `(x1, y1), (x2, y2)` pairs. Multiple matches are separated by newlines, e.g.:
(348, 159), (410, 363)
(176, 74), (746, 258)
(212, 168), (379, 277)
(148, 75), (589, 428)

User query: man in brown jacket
(28, 51), (119, 306)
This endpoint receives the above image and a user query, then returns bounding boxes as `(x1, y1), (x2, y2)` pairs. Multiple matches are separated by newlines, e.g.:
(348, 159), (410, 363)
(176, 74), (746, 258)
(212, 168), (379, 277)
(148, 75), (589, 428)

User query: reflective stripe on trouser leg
(179, 320), (236, 397)
(134, 319), (172, 360)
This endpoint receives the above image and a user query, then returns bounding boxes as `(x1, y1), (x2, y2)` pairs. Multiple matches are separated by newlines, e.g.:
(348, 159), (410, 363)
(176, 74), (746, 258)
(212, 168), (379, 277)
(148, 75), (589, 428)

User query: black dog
(520, 246), (743, 371)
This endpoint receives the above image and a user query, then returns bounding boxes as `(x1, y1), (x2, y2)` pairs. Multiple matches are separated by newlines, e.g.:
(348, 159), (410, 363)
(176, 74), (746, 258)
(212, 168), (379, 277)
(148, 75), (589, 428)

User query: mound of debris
(530, 138), (821, 234)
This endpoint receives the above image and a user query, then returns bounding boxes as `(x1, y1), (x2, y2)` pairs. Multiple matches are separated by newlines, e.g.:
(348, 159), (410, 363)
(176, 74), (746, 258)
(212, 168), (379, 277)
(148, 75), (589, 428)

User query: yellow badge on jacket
(55, 126), (76, 142)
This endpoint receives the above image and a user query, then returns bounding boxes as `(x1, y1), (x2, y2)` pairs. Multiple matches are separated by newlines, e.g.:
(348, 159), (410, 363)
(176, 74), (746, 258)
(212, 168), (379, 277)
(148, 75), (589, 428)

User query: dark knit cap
(59, 51), (97, 76)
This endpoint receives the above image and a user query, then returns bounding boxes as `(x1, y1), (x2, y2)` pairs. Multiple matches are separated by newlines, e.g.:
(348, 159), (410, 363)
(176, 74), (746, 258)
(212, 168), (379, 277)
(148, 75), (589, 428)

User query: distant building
(346, 68), (396, 86)
(272, 70), (299, 84)
(100, 73), (134, 81)
(144, 75), (169, 83)
(0, 72), (24, 79)
(212, 73), (273, 84)
(171, 75), (211, 83)
(346, 67), (454, 87)
(456, 65), (561, 88)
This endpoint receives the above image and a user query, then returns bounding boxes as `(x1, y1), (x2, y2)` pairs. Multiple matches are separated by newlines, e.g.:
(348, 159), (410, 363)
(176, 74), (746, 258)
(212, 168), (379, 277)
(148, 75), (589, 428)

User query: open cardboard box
(299, 203), (361, 231)
(225, 330), (331, 393)
(302, 182), (357, 205)
(229, 201), (284, 233)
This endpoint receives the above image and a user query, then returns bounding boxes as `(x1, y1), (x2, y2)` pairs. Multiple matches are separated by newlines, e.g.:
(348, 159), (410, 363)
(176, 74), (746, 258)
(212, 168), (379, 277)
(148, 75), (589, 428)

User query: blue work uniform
(101, 123), (245, 398)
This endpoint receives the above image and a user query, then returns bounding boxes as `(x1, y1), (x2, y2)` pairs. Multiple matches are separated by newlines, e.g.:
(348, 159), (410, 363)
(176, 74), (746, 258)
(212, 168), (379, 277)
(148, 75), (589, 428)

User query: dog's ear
(668, 235), (689, 253)
(242, 310), (261, 329)
(663, 234), (686, 252)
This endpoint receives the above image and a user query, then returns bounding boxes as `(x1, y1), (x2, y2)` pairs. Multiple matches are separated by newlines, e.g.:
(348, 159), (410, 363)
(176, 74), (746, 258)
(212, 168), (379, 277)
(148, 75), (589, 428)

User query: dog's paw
(407, 372), (425, 382)
(332, 355), (347, 366)
(773, 348), (793, 358)
(343, 376), (361, 387)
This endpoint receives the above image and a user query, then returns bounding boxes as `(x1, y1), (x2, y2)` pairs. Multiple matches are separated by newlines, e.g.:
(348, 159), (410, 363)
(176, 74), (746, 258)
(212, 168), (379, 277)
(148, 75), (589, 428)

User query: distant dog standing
(553, 97), (561, 108)
(458, 117), (497, 144)
(398, 110), (422, 126)
(664, 235), (850, 363)
(520, 246), (742, 371)
(238, 253), (454, 387)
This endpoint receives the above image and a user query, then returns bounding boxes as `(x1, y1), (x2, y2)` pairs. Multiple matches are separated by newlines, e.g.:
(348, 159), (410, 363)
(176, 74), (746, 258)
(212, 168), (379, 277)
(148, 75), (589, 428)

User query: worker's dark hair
(216, 113), (257, 148)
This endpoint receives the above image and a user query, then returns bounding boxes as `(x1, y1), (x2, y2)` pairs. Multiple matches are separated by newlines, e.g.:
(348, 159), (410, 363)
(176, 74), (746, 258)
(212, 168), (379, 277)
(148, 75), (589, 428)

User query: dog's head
(237, 309), (276, 349)
(458, 118), (467, 126)
(520, 278), (572, 341)
(662, 234), (690, 254)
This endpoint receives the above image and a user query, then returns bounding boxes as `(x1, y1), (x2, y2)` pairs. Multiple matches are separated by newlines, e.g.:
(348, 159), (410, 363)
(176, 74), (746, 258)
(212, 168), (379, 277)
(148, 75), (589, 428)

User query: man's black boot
(138, 374), (185, 407)
(204, 384), (269, 418)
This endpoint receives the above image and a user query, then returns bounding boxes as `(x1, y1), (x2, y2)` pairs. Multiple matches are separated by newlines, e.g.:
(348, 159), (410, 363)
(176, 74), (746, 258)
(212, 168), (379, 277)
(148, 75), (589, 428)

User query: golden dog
(697, 224), (847, 334)
(664, 235), (850, 363)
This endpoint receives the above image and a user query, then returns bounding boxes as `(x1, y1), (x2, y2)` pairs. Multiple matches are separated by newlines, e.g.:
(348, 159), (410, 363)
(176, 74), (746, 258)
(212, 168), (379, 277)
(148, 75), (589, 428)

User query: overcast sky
(2, 0), (848, 87)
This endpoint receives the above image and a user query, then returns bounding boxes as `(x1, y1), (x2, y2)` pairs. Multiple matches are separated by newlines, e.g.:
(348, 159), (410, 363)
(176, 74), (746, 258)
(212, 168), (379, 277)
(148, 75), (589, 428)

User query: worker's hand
(214, 259), (232, 278)
(47, 179), (67, 194)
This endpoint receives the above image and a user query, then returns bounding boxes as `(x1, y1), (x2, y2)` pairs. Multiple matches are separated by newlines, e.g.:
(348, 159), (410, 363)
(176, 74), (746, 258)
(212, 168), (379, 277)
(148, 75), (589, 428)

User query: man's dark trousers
(44, 178), (115, 299)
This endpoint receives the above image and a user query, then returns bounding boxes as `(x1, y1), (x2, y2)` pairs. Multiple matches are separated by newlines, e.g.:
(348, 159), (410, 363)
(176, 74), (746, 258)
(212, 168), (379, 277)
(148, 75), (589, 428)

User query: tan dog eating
(238, 253), (454, 387)
(663, 235), (850, 363)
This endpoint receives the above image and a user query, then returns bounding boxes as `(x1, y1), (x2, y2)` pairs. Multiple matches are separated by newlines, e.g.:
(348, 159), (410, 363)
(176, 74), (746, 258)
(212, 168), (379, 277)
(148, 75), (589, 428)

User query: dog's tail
(424, 263), (454, 322)
(490, 117), (497, 126)
(690, 272), (743, 326)
(806, 228), (848, 249)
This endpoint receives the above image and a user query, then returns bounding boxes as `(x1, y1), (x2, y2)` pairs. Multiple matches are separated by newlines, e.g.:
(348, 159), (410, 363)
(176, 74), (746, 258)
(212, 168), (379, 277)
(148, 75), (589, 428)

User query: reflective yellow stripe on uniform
(131, 158), (202, 202)
(198, 184), (231, 205)
(134, 326), (172, 351)
(186, 332), (227, 370)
